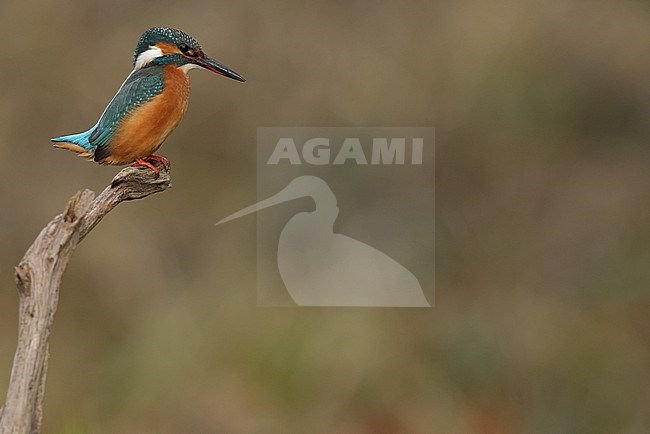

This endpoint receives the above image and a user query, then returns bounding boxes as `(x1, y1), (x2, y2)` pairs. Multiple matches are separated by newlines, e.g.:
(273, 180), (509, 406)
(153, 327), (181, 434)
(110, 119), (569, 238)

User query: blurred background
(0, 0), (649, 432)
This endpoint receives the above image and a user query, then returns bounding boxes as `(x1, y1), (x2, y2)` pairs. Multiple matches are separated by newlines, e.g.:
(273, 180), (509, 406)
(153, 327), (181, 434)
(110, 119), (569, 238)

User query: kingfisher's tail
(52, 128), (96, 159)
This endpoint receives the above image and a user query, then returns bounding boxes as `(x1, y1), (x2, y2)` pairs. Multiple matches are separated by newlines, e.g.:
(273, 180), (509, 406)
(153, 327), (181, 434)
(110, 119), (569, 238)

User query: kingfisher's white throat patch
(134, 45), (163, 70)
(180, 63), (200, 73)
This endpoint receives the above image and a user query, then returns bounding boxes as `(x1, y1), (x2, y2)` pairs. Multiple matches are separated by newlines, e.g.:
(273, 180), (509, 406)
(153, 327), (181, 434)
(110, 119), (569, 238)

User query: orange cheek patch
(157, 42), (182, 55)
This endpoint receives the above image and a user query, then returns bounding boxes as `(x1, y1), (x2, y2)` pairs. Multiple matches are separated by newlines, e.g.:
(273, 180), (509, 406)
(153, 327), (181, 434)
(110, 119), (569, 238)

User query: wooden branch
(0, 164), (171, 434)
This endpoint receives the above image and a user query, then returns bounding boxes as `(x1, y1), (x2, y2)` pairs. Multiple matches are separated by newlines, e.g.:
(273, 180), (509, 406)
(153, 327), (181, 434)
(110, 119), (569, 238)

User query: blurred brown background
(0, 0), (649, 432)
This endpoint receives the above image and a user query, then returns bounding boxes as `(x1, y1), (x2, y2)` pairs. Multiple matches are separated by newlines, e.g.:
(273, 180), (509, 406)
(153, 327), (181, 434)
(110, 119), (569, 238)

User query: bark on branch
(0, 164), (171, 434)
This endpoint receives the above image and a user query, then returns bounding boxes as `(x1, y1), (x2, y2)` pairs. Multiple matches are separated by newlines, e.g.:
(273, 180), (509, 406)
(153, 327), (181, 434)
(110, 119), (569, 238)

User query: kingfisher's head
(133, 27), (245, 82)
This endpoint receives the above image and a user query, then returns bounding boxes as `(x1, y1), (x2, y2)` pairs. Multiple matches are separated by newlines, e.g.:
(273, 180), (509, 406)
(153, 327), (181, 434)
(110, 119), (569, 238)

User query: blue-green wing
(90, 66), (165, 161)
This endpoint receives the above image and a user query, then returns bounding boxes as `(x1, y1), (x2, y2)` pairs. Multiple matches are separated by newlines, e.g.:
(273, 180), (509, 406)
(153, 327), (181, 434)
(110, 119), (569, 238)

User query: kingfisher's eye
(179, 43), (193, 55)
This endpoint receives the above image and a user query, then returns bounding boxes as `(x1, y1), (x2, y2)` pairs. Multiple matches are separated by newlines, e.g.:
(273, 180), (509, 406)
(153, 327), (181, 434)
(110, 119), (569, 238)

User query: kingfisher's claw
(132, 158), (160, 177)
(144, 155), (170, 170)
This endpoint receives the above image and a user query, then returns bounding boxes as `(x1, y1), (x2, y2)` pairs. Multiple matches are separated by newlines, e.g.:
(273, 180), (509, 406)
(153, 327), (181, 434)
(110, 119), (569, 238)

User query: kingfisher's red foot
(144, 155), (170, 169)
(132, 158), (159, 176)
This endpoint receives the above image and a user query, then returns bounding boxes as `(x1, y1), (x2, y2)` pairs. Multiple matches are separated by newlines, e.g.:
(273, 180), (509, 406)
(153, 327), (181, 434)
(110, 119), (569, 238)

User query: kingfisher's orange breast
(100, 66), (190, 165)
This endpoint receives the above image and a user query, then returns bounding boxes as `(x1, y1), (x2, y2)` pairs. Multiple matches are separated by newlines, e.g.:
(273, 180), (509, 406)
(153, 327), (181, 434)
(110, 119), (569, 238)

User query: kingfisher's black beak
(196, 56), (245, 82)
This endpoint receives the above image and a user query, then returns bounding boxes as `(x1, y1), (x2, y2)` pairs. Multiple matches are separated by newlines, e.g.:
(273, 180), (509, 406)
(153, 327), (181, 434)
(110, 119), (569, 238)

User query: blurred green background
(1, 0), (649, 432)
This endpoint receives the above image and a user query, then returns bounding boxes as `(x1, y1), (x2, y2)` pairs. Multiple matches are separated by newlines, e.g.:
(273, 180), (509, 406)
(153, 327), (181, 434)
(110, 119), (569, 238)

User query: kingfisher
(52, 27), (245, 174)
